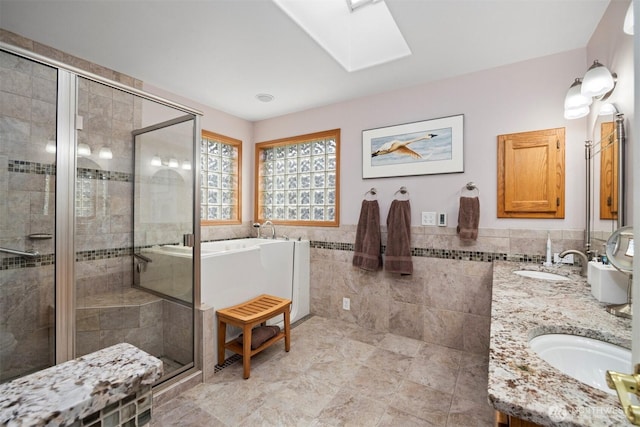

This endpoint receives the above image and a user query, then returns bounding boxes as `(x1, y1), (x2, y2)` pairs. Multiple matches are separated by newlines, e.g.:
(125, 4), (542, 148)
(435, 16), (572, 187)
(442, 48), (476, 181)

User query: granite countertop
(0, 343), (163, 426)
(488, 261), (632, 426)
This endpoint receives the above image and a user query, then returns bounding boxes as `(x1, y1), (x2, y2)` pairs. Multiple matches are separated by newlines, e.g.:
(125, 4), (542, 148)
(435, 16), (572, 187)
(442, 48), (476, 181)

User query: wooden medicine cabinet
(497, 127), (565, 218)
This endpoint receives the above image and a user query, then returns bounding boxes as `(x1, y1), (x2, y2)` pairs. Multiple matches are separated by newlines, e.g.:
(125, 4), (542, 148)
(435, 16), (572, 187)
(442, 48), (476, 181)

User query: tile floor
(150, 316), (495, 426)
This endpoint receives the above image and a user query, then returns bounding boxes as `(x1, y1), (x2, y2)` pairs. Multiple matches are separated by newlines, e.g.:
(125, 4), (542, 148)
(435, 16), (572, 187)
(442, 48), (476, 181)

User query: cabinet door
(497, 128), (565, 218)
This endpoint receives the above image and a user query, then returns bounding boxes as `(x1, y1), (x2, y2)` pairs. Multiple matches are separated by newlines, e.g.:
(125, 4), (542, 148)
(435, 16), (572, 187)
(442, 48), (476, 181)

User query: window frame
(200, 130), (242, 225)
(254, 128), (340, 227)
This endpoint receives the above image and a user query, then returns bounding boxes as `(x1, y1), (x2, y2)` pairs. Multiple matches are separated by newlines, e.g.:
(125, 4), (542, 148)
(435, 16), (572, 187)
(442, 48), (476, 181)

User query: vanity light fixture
(564, 61), (617, 120)
(581, 60), (616, 99)
(598, 102), (618, 116)
(181, 160), (192, 170)
(98, 147), (113, 160)
(563, 78), (592, 119)
(45, 140), (56, 154)
(624, 2), (634, 35)
(77, 143), (91, 157)
(151, 155), (162, 167)
(168, 158), (179, 168)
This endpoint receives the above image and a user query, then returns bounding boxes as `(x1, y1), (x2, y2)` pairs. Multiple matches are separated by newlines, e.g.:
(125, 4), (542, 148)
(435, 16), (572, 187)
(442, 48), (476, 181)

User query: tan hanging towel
(457, 196), (480, 240)
(353, 200), (382, 271)
(385, 199), (412, 275)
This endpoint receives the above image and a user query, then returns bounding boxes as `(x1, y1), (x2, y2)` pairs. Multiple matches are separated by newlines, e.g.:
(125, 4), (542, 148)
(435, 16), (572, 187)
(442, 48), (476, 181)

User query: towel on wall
(457, 196), (480, 240)
(353, 200), (382, 271)
(385, 199), (412, 275)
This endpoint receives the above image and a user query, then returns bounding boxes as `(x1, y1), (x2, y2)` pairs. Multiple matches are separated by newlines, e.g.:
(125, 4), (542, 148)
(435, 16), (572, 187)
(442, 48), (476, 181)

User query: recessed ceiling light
(256, 93), (275, 103)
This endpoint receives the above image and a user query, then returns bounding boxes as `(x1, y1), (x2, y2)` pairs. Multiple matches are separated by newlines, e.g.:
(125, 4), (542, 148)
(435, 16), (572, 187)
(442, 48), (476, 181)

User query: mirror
(604, 225), (633, 319)
(585, 111), (626, 257)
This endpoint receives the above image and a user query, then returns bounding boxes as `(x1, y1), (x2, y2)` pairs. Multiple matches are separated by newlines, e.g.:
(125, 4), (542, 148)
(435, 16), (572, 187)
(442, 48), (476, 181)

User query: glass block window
(75, 175), (95, 218)
(255, 129), (339, 226)
(201, 130), (241, 224)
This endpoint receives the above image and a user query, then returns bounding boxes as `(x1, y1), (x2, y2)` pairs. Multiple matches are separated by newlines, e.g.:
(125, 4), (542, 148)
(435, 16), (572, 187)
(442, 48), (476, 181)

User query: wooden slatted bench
(216, 294), (291, 379)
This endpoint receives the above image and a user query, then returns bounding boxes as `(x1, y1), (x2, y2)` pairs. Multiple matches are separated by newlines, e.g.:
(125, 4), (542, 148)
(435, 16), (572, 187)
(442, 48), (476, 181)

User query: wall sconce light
(581, 60), (616, 99)
(181, 160), (192, 170)
(564, 60), (617, 120)
(98, 147), (113, 159)
(77, 143), (91, 157)
(151, 155), (162, 167)
(168, 158), (179, 168)
(624, 2), (634, 35)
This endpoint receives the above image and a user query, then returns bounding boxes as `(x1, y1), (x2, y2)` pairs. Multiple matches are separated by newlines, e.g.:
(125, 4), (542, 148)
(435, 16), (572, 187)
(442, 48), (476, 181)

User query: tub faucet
(262, 220), (276, 239)
(558, 249), (589, 277)
(252, 222), (261, 238)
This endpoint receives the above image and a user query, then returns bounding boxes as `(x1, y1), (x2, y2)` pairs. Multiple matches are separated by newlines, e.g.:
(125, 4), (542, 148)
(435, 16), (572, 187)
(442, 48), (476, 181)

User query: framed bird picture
(362, 114), (464, 178)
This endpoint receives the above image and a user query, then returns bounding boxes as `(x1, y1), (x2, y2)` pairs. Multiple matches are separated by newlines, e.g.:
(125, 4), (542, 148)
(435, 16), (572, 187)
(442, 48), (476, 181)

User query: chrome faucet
(559, 249), (589, 277)
(262, 220), (276, 239)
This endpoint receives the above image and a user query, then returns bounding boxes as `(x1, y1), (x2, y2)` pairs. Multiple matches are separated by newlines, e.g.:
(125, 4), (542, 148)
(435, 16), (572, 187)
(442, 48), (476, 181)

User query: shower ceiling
(0, 0), (609, 121)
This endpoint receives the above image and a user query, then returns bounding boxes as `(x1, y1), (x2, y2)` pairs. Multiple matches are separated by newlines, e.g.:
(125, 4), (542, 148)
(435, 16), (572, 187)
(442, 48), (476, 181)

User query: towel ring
(364, 187), (377, 200)
(461, 182), (479, 196)
(394, 186), (410, 200)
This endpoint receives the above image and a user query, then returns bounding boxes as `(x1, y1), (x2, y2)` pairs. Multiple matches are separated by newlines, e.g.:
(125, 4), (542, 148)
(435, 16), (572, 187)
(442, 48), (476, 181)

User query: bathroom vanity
(488, 261), (632, 426)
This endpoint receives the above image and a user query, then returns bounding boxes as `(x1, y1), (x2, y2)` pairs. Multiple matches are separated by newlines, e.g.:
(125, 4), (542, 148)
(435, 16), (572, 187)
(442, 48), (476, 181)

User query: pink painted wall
(142, 0), (633, 233)
(142, 83), (255, 223)
(253, 49), (590, 229)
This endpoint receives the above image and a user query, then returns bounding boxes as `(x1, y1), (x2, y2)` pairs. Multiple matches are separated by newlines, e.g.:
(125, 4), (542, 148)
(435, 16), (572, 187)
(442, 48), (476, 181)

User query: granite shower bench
(0, 343), (162, 427)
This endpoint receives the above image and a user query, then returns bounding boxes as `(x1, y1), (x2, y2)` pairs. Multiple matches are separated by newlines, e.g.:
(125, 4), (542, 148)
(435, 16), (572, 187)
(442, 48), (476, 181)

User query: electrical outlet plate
(421, 211), (436, 226)
(342, 297), (350, 310)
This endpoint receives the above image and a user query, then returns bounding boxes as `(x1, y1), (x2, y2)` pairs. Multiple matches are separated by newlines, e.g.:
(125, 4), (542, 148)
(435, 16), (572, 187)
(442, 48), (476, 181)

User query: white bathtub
(139, 238), (310, 357)
(199, 238), (310, 324)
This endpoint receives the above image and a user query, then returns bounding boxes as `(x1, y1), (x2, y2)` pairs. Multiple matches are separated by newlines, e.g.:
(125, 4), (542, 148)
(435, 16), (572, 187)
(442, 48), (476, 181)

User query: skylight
(272, 0), (411, 72)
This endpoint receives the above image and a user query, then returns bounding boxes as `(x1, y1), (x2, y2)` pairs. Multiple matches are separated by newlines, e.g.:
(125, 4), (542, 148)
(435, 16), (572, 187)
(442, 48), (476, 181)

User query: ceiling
(0, 0), (610, 121)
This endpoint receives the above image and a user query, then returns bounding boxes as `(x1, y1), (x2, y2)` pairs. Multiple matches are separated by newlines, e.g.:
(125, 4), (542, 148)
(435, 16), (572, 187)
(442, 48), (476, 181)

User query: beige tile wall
(204, 222), (586, 356)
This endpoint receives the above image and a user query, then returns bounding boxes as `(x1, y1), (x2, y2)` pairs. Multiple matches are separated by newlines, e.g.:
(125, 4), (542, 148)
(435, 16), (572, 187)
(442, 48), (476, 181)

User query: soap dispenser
(543, 233), (553, 266)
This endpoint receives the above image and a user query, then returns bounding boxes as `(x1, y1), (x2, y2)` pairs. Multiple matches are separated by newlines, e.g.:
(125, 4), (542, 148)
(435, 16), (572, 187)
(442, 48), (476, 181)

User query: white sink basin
(529, 334), (631, 395)
(514, 270), (568, 281)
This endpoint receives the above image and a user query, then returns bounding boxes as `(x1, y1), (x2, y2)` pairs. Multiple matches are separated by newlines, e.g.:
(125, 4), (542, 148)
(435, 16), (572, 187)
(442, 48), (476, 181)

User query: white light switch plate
(421, 211), (436, 226)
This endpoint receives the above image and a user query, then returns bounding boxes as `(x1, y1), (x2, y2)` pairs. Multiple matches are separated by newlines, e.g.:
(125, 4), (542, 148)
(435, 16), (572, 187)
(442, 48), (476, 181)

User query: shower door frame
(0, 42), (203, 373)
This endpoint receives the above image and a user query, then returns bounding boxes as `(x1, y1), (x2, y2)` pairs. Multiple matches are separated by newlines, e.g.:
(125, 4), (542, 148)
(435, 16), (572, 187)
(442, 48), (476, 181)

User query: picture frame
(362, 114), (464, 179)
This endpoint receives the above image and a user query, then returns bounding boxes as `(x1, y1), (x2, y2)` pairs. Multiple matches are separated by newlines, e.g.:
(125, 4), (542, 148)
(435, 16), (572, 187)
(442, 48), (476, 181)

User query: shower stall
(0, 44), (201, 384)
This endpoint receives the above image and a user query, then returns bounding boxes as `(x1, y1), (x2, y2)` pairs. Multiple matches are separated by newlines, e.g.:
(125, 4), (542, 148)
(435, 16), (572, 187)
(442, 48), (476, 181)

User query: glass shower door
(0, 50), (57, 382)
(133, 115), (196, 376)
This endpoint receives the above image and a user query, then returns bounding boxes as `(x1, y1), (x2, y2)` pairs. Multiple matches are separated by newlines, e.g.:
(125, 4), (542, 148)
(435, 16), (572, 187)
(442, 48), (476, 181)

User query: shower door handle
(183, 234), (195, 247)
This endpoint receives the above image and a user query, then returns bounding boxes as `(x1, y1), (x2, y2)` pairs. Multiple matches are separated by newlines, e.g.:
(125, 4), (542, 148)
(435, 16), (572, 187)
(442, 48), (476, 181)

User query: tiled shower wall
(203, 223), (585, 355)
(1, 30), (192, 375)
(0, 49), (57, 381)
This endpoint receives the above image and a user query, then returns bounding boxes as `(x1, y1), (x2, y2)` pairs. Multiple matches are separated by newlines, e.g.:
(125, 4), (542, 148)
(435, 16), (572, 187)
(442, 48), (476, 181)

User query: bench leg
(284, 307), (291, 352)
(217, 318), (226, 365)
(242, 324), (252, 379)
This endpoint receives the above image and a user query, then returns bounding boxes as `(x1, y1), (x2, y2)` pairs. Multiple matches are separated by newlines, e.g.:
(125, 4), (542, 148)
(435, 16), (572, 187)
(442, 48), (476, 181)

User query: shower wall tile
(100, 306), (141, 330)
(1, 92), (31, 121)
(1, 66), (32, 97)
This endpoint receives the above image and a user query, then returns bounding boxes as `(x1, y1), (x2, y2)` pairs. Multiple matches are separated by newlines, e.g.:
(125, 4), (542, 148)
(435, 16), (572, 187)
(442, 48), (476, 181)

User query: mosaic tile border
(8, 159), (133, 183)
(309, 240), (562, 266)
(2, 238), (558, 272)
(8, 160), (56, 175)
